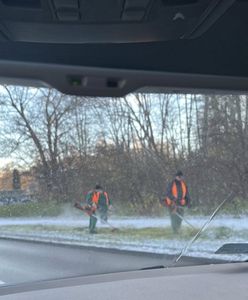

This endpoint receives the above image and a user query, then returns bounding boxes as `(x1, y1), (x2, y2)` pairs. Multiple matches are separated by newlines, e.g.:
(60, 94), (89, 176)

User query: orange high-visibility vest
(104, 192), (110, 206)
(92, 192), (100, 204)
(165, 180), (187, 206)
(171, 181), (187, 199)
(92, 191), (109, 205)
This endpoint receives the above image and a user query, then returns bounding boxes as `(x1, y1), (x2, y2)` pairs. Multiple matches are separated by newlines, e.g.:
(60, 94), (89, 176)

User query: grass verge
(0, 202), (63, 217)
(1, 224), (242, 241)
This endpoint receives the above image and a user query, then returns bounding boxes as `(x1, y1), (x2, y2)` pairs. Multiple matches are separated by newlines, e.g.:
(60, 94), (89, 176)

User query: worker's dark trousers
(170, 207), (184, 233)
(89, 214), (97, 233)
(99, 206), (108, 222)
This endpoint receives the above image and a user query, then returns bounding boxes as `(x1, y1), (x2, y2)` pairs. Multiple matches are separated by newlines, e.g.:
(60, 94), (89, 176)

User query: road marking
(0, 280), (6, 285)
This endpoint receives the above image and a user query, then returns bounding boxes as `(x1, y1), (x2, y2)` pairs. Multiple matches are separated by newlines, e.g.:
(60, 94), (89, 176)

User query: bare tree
(0, 87), (78, 200)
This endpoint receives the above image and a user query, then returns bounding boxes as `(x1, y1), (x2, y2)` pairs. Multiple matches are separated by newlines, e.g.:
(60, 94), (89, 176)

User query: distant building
(0, 171), (12, 190)
(0, 169), (37, 194)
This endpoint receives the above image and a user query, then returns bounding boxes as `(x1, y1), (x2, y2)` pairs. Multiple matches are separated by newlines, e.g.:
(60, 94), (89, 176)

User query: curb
(0, 233), (225, 264)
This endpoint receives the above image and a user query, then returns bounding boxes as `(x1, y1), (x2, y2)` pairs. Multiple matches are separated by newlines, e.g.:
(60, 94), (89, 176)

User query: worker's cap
(95, 184), (103, 190)
(175, 170), (183, 177)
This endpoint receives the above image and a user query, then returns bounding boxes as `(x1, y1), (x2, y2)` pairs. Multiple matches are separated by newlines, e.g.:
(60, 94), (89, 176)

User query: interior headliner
(0, 1), (247, 95)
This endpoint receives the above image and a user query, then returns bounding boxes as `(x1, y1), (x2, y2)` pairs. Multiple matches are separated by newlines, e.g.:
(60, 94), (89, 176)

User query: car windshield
(0, 86), (247, 286)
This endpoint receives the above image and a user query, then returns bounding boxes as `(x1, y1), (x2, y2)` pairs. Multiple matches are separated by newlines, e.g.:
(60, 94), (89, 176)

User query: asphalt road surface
(0, 239), (221, 286)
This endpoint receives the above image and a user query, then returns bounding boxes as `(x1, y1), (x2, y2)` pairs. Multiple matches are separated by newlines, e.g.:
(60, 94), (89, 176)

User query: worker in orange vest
(164, 171), (191, 233)
(86, 185), (111, 234)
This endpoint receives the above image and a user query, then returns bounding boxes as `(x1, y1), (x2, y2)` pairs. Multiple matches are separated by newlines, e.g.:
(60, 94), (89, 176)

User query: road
(0, 239), (222, 286)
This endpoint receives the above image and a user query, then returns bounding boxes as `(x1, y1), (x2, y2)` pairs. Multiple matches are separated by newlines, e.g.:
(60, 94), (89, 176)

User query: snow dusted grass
(0, 224), (198, 239)
(0, 223), (247, 241)
(0, 222), (247, 248)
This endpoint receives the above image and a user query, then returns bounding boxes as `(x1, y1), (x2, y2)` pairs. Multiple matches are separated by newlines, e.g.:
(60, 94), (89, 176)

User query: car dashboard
(0, 263), (247, 300)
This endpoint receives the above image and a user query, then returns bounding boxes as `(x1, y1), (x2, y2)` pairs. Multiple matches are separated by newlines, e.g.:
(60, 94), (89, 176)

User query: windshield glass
(0, 86), (247, 286)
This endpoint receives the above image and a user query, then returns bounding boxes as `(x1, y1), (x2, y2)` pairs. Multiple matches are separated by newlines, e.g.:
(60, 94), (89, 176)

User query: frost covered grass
(0, 224), (197, 239)
(0, 224), (247, 241)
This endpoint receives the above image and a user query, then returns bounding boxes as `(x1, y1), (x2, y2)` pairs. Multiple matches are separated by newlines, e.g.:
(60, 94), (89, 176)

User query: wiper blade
(166, 192), (235, 267)
(215, 243), (248, 254)
(140, 265), (165, 270)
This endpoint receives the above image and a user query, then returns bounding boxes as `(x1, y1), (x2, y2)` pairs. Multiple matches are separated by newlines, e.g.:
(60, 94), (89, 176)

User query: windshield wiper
(166, 192), (235, 268)
(140, 265), (165, 270)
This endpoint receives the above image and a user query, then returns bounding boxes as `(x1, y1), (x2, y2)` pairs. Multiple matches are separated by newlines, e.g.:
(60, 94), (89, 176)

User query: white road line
(0, 280), (6, 285)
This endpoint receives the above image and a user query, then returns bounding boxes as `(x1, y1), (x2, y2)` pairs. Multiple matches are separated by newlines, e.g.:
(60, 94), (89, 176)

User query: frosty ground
(0, 215), (247, 262)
